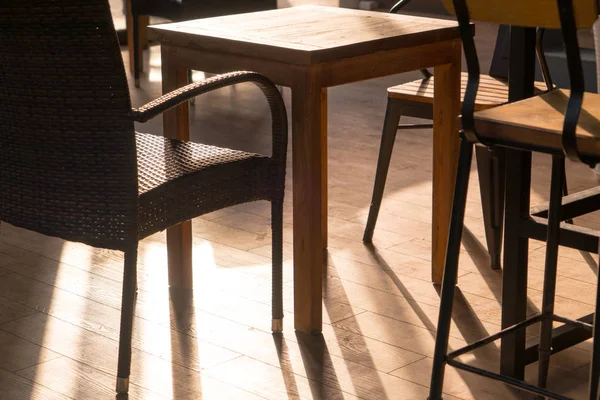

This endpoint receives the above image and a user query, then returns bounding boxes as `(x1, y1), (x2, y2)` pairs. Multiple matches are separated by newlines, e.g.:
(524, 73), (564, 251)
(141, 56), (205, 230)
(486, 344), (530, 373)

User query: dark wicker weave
(0, 0), (287, 394)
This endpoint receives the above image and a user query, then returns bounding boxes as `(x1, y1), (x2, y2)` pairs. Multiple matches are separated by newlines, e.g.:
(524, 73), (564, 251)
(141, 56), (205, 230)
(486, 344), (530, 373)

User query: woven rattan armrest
(131, 71), (288, 163)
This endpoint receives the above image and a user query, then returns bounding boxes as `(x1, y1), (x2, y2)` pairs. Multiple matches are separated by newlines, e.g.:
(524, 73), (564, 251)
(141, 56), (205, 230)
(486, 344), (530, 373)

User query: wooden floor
(2, 3), (600, 400)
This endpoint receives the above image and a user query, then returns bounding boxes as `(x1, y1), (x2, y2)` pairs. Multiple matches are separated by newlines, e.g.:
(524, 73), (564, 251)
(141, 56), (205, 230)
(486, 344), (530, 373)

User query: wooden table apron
(158, 38), (461, 334)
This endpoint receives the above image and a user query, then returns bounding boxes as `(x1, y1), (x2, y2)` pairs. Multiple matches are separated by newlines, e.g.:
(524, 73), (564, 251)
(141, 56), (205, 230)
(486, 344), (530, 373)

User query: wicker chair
(0, 0), (287, 394)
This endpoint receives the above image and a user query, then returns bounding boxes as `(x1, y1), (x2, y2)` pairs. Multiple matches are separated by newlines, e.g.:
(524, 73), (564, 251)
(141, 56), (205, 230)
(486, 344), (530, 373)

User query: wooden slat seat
(388, 72), (549, 110)
(474, 88), (600, 157)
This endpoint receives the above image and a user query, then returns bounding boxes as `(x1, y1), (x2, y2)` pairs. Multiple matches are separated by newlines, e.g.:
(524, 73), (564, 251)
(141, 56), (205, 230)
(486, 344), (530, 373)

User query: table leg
(432, 41), (461, 284)
(161, 47), (194, 289)
(291, 72), (327, 334)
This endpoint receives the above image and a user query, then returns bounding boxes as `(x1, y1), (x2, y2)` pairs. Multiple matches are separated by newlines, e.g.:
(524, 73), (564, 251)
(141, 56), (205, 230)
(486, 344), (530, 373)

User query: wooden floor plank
(0, 367), (69, 400)
(0, 6), (595, 398)
(2, 313), (262, 399)
(18, 357), (170, 400)
(0, 330), (60, 372)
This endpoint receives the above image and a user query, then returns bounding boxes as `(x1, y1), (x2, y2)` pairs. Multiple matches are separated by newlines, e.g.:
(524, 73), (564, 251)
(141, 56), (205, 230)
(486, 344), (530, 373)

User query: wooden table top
(151, 5), (460, 65)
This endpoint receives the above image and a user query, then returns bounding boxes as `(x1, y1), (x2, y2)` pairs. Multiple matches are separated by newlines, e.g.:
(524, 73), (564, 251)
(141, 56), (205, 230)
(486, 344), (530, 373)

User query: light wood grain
(432, 40), (462, 284)
(389, 72), (549, 110)
(151, 5), (460, 65)
(441, 0), (598, 29)
(291, 66), (327, 334)
(154, 5), (465, 331)
(161, 46), (194, 289)
(0, 368), (69, 400)
(474, 89), (600, 157)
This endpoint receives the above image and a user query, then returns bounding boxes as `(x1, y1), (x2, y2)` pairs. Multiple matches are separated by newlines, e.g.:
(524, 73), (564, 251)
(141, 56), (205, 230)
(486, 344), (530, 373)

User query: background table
(152, 5), (462, 334)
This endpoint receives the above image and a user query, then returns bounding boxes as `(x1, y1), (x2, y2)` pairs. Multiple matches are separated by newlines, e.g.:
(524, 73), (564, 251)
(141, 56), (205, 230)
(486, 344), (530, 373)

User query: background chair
(428, 0), (600, 398)
(128, 0), (277, 86)
(0, 0), (287, 394)
(363, 0), (552, 270)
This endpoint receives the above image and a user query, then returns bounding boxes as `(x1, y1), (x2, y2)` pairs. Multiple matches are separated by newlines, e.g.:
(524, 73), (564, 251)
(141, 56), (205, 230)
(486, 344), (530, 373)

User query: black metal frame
(389, 0), (433, 79)
(365, 0), (545, 270)
(428, 0), (600, 399)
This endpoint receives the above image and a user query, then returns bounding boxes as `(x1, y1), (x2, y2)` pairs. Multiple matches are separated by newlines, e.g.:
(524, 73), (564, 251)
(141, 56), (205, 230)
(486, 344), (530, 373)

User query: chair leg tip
(134, 78), (140, 88)
(362, 234), (373, 244)
(272, 318), (283, 332)
(116, 377), (129, 394)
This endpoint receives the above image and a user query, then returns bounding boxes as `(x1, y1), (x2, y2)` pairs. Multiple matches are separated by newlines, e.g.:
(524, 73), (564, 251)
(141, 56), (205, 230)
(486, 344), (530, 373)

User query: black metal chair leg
(537, 156), (566, 393)
(429, 136), (474, 400)
(363, 98), (402, 243)
(588, 243), (600, 400)
(476, 145), (505, 269)
(562, 168), (574, 225)
(116, 244), (138, 394)
(271, 199), (284, 332)
(132, 15), (141, 88)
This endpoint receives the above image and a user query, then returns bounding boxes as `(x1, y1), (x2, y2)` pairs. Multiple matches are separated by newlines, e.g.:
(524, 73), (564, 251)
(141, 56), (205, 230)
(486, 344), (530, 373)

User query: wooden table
(151, 5), (462, 334)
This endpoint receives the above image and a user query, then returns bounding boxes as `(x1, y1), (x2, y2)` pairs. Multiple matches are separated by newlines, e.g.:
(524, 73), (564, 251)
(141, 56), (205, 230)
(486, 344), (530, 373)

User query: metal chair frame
(364, 0), (558, 270)
(428, 0), (600, 398)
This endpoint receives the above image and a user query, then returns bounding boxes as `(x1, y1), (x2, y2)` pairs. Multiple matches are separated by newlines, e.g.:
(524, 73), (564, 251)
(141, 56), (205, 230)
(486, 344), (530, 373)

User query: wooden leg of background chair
(271, 199), (284, 332)
(476, 145), (505, 269)
(116, 245), (138, 394)
(429, 136), (473, 400)
(126, 0), (148, 86)
(132, 14), (141, 87)
(363, 98), (402, 243)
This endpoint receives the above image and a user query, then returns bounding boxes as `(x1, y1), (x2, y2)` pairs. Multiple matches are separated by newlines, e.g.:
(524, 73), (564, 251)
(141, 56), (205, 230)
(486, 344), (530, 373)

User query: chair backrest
(444, 0), (599, 164)
(442, 0), (598, 29)
(0, 0), (139, 249)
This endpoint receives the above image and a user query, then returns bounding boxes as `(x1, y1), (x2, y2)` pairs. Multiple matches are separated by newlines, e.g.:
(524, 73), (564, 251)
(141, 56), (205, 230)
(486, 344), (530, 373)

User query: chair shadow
(168, 287), (202, 400)
(363, 242), (532, 399)
(579, 250), (598, 275)
(273, 330), (349, 400)
(461, 227), (539, 319)
(0, 229), (63, 400)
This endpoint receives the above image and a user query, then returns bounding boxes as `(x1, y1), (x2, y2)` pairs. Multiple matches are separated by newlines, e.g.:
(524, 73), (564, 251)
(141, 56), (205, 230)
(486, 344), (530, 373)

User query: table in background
(151, 5), (462, 334)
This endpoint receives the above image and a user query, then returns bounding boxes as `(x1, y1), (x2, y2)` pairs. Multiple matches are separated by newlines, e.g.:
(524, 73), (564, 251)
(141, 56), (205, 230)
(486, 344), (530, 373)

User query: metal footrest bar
(446, 359), (572, 400)
(445, 312), (589, 400)
(397, 124), (434, 130)
(525, 313), (594, 365)
(530, 185), (600, 221)
(553, 314), (594, 331)
(447, 314), (542, 360)
(523, 216), (600, 254)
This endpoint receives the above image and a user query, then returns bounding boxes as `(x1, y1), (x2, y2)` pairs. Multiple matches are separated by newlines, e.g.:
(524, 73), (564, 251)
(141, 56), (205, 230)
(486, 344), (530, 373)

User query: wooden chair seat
(388, 72), (549, 111)
(473, 88), (600, 157)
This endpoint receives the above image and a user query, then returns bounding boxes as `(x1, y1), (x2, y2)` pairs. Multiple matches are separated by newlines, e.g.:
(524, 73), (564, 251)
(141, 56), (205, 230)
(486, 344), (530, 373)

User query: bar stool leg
(537, 156), (565, 393)
(363, 98), (402, 243)
(476, 145), (505, 269)
(428, 136), (474, 400)
(588, 242), (600, 400)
